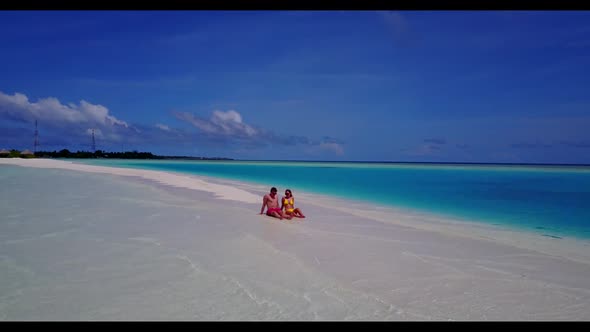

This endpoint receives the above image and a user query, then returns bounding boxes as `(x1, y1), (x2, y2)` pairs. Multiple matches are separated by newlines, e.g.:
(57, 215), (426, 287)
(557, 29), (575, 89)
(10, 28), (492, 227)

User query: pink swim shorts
(267, 207), (282, 215)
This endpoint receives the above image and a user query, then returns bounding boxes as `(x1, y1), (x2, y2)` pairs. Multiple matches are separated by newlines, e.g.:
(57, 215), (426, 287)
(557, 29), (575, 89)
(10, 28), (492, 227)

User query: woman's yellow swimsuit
(283, 197), (294, 213)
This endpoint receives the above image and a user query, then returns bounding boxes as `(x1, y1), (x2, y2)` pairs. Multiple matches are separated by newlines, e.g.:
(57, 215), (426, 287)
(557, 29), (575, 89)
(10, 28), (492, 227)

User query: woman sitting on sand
(281, 189), (306, 218)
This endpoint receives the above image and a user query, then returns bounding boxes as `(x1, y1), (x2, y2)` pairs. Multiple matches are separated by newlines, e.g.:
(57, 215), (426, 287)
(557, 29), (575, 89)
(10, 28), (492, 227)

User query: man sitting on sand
(260, 187), (292, 220)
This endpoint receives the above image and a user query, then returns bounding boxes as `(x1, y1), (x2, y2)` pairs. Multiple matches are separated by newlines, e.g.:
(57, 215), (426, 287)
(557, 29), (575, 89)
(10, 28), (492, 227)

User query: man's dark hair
(271, 187), (277, 193)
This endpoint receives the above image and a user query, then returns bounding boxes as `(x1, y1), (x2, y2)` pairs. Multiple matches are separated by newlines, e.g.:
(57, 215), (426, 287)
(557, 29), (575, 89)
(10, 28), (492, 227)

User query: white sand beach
(1, 158), (590, 320)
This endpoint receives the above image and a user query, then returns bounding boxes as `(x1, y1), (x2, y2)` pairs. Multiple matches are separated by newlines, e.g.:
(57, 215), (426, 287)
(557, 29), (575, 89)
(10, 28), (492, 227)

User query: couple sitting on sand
(260, 187), (306, 220)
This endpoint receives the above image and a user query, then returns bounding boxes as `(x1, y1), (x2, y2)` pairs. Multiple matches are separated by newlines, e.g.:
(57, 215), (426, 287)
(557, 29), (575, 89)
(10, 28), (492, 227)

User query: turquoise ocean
(72, 159), (590, 240)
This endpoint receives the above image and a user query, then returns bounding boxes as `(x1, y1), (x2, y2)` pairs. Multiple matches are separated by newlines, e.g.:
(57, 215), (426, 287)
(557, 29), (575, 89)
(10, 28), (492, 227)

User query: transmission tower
(33, 120), (39, 153)
(91, 129), (96, 153)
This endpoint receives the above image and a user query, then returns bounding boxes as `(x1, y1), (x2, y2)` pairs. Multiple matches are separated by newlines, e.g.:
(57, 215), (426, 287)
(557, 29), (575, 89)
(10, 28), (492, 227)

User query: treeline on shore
(0, 149), (232, 160)
(37, 149), (156, 159)
(0, 149), (35, 158)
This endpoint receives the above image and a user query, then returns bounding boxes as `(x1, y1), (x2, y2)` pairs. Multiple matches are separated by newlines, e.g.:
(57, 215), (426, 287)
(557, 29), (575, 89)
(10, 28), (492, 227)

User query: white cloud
(79, 100), (128, 128)
(174, 109), (345, 155)
(1, 91), (347, 157)
(0, 91), (128, 130)
(175, 110), (257, 138)
(319, 142), (344, 155)
(85, 128), (104, 138)
(156, 123), (171, 131)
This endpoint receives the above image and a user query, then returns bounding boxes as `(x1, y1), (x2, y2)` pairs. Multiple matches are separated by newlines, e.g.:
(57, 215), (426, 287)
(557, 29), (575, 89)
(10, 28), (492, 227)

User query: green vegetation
(32, 149), (232, 160)
(34, 149), (155, 159)
(0, 149), (32, 158)
(0, 148), (232, 160)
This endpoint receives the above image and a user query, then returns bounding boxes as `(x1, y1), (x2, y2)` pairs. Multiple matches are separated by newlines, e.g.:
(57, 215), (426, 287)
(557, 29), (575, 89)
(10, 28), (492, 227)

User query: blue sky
(1, 10), (589, 163)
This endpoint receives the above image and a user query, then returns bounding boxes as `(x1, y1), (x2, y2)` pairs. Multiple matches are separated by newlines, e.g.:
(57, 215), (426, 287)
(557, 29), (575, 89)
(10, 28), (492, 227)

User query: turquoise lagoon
(70, 159), (590, 240)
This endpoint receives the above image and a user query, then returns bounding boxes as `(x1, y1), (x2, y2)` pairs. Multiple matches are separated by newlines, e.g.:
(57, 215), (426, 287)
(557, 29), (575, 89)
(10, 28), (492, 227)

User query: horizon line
(8, 148), (590, 167)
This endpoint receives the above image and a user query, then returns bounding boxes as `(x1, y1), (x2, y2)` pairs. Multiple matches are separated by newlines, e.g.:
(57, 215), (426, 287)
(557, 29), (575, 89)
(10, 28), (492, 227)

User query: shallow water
(72, 159), (590, 239)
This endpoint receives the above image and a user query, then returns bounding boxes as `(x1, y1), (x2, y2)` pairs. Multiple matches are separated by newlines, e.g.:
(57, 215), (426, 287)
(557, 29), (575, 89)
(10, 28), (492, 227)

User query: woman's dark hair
(285, 189), (292, 194)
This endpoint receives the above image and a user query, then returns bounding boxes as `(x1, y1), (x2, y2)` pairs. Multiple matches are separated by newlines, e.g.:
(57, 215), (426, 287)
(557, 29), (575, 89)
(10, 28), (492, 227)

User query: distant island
(0, 149), (233, 160)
